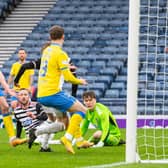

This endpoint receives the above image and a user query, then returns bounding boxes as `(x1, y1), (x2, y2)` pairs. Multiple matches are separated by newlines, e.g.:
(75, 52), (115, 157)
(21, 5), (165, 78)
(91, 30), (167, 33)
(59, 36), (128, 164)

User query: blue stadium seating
(105, 89), (120, 98)
(0, 0), (21, 21)
(95, 75), (112, 85)
(3, 0), (132, 113)
(138, 105), (161, 115)
(119, 90), (127, 98)
(115, 75), (127, 83)
(109, 105), (126, 115)
(100, 67), (118, 76)
(89, 82), (106, 92)
(92, 60), (106, 68)
(76, 67), (88, 76)
(111, 82), (125, 91)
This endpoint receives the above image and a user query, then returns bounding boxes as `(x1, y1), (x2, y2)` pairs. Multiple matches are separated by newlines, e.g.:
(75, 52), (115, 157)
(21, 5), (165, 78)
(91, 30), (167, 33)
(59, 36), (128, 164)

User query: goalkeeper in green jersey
(81, 90), (124, 147)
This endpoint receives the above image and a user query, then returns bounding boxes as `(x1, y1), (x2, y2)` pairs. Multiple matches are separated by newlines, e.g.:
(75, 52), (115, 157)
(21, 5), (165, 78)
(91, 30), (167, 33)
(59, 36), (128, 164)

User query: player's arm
(62, 68), (87, 85)
(59, 54), (87, 85)
(13, 108), (23, 138)
(16, 120), (23, 138)
(35, 103), (48, 121)
(92, 107), (110, 148)
(80, 117), (90, 137)
(0, 71), (16, 96)
(99, 111), (110, 142)
(8, 74), (14, 87)
(26, 103), (48, 120)
(8, 64), (15, 88)
(14, 59), (41, 85)
(0, 71), (9, 90)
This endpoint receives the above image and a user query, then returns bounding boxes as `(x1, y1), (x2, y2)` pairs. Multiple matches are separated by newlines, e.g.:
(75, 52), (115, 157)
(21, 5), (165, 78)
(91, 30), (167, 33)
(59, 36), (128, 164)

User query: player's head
(49, 25), (64, 42)
(17, 88), (31, 105)
(18, 48), (27, 62)
(82, 91), (96, 110)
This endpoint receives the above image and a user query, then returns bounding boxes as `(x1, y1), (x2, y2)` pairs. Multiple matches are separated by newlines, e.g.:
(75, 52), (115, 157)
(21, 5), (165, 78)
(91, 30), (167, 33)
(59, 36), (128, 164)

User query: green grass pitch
(0, 128), (168, 168)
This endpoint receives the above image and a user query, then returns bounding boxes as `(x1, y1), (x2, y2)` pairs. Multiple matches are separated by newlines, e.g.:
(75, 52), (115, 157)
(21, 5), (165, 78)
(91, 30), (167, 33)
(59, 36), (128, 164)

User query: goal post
(126, 0), (140, 163)
(126, 0), (168, 164)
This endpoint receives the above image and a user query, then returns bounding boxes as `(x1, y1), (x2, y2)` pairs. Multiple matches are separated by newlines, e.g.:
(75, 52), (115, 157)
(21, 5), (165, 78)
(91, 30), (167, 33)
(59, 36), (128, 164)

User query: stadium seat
(138, 90), (167, 99)
(161, 106), (168, 115)
(111, 82), (126, 91)
(105, 89), (120, 98)
(119, 90), (127, 98)
(138, 105), (161, 115)
(62, 82), (71, 92)
(107, 60), (124, 70)
(120, 67), (127, 75)
(92, 60), (106, 68)
(84, 75), (98, 83)
(95, 75), (112, 85)
(89, 82), (106, 92)
(78, 60), (91, 68)
(115, 75), (127, 83)
(100, 67), (118, 76)
(147, 82), (163, 90)
(76, 67), (88, 76)
(87, 67), (101, 75)
(109, 106), (126, 115)
(2, 0), (130, 110)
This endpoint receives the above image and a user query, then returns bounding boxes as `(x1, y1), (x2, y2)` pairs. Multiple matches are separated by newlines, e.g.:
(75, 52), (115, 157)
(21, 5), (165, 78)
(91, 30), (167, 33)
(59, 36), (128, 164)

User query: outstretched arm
(14, 59), (41, 85)
(62, 68), (87, 85)
(0, 71), (16, 96)
(0, 71), (9, 90)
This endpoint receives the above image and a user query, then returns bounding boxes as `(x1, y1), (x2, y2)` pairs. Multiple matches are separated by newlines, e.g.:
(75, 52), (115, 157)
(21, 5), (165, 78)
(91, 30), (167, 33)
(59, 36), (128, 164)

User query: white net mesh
(137, 0), (168, 161)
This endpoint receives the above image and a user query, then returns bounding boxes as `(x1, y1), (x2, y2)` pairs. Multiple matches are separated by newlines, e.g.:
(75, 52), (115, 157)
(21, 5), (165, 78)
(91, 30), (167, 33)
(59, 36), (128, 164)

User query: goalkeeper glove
(92, 141), (104, 148)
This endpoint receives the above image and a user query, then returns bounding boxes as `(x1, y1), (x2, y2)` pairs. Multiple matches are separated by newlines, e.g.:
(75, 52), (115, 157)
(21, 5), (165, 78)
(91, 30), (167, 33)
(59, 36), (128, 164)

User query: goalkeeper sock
(2, 113), (16, 140)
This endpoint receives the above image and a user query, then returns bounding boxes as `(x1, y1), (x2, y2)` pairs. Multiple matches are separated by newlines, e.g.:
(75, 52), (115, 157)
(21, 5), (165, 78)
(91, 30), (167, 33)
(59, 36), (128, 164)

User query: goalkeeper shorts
(104, 135), (120, 146)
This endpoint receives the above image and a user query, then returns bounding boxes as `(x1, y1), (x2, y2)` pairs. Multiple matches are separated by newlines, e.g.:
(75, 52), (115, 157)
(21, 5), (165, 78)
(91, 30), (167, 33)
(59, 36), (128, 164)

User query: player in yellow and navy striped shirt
(8, 48), (34, 109)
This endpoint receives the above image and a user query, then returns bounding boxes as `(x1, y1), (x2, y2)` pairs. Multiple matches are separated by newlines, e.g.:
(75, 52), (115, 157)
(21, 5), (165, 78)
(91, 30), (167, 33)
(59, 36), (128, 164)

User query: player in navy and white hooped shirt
(14, 88), (65, 152)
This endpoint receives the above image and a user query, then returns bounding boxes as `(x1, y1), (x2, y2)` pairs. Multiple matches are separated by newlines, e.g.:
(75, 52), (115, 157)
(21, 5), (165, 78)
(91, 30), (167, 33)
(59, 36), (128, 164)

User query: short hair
(18, 88), (31, 95)
(82, 90), (96, 99)
(18, 48), (26, 53)
(49, 25), (64, 40)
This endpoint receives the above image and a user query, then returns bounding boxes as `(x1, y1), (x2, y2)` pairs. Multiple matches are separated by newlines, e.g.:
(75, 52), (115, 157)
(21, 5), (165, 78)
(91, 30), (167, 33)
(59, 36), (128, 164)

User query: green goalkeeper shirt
(81, 103), (121, 142)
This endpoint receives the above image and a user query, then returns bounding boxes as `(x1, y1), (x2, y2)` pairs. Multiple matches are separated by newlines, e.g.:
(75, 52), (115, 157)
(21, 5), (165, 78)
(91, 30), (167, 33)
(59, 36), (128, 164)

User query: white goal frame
(126, 0), (168, 164)
(126, 0), (139, 163)
(126, 0), (140, 163)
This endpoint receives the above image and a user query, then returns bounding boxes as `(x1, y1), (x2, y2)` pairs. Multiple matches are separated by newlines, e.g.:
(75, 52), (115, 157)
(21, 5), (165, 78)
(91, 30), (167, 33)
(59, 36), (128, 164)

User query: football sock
(2, 113), (15, 139)
(65, 112), (85, 140)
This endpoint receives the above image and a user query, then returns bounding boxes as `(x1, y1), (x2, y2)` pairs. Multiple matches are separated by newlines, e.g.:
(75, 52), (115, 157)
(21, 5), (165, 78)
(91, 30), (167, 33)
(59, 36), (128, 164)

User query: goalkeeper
(81, 90), (125, 147)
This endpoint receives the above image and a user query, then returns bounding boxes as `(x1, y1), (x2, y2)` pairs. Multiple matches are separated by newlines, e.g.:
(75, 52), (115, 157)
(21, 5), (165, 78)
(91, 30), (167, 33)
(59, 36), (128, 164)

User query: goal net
(126, 0), (168, 164)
